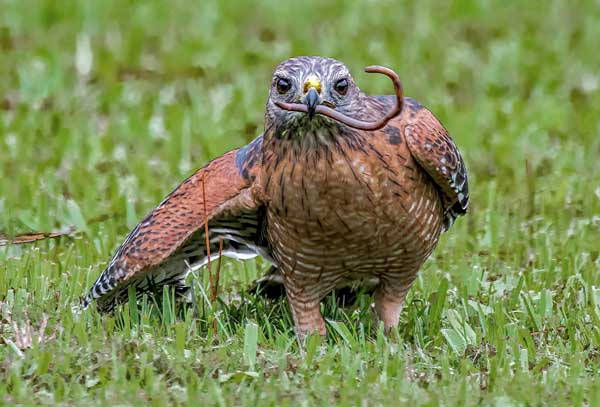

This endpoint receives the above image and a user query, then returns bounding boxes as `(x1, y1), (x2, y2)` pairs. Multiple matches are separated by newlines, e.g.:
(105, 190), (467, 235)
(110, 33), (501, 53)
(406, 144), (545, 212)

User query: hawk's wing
(83, 135), (268, 311)
(401, 99), (469, 231)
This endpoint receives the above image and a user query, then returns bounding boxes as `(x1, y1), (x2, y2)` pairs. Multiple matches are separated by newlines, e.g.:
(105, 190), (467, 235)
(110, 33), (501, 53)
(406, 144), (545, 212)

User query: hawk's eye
(334, 78), (348, 95)
(276, 78), (292, 94)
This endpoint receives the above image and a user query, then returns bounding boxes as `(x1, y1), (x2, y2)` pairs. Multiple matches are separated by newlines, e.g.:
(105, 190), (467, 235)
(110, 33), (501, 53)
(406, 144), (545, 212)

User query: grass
(1, 0), (600, 405)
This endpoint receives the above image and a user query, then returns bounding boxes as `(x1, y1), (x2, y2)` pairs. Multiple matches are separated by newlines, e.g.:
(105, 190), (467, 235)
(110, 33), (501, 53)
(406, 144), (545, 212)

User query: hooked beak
(305, 87), (320, 119)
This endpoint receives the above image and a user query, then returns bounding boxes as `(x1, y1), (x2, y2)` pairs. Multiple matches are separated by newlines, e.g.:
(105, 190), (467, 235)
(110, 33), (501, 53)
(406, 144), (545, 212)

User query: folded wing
(83, 136), (268, 311)
(403, 106), (469, 231)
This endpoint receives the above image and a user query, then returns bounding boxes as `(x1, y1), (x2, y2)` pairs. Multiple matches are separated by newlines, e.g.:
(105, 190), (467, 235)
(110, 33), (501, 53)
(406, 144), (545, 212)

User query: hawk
(82, 56), (469, 338)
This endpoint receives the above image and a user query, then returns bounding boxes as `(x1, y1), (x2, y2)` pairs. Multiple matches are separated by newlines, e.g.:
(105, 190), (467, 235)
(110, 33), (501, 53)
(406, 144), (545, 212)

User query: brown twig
(0, 227), (76, 246)
(274, 65), (404, 130)
(0, 213), (115, 247)
(201, 173), (213, 305)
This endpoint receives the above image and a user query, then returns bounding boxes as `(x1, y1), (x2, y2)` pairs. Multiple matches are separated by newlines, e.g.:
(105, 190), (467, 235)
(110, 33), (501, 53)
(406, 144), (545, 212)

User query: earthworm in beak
(274, 65), (403, 131)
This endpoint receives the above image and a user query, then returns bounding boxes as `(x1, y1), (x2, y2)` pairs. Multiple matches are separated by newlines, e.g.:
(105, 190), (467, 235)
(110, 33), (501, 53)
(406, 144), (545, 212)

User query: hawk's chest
(261, 133), (419, 237)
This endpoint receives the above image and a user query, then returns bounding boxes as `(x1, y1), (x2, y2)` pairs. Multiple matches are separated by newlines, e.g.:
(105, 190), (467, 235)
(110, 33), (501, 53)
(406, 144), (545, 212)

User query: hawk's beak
(303, 76), (322, 120)
(305, 87), (320, 119)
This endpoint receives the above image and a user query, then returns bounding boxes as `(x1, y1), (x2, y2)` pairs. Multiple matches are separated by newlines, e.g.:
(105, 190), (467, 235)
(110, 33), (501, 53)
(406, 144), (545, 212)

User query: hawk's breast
(261, 129), (444, 279)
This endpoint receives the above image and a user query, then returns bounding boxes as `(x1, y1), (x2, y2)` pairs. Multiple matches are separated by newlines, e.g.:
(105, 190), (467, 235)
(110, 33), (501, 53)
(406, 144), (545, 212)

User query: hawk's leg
(283, 279), (327, 338)
(287, 297), (326, 339)
(373, 275), (416, 331)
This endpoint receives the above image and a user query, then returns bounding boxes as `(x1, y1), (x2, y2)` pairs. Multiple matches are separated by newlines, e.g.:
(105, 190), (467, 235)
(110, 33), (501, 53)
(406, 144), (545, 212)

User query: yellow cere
(303, 75), (322, 94)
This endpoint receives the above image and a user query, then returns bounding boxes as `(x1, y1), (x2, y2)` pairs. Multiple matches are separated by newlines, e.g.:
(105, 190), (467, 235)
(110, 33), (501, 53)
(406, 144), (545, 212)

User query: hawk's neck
(263, 119), (366, 155)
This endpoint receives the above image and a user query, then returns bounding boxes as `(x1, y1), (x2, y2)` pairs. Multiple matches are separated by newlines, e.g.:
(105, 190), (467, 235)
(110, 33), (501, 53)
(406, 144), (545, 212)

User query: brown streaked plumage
(83, 56), (469, 338)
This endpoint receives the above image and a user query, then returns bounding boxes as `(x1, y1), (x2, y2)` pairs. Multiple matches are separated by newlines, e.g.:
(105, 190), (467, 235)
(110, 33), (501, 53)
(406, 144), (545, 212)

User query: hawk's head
(265, 56), (362, 129)
(265, 56), (403, 135)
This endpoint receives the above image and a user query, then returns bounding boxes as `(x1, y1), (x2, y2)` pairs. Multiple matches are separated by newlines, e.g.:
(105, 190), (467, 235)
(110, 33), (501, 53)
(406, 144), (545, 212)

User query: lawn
(1, 0), (599, 405)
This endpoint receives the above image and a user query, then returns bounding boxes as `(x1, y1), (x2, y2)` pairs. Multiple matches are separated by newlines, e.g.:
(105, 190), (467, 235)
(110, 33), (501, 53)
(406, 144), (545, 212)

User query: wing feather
(83, 135), (267, 310)
(402, 105), (469, 231)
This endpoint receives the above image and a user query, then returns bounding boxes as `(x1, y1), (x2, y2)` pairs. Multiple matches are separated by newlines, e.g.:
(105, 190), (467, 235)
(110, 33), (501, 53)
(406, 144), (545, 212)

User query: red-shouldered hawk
(83, 56), (469, 338)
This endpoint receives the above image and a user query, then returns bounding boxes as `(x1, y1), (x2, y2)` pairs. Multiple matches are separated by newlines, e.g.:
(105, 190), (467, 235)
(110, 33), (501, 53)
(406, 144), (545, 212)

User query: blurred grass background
(1, 0), (599, 405)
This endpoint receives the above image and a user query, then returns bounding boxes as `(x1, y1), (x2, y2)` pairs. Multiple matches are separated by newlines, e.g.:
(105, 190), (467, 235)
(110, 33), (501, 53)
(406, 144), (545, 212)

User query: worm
(274, 65), (404, 131)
